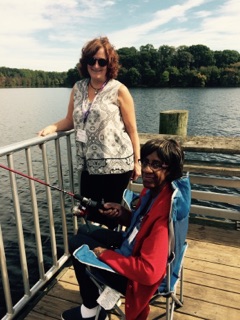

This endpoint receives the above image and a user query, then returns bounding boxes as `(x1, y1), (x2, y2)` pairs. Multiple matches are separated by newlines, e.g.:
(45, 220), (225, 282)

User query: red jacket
(100, 183), (172, 319)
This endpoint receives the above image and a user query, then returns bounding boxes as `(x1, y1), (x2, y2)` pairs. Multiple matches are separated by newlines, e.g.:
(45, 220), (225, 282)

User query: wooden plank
(48, 281), (81, 303)
(187, 224), (240, 246)
(173, 296), (240, 320)
(150, 290), (240, 319)
(185, 258), (240, 282)
(184, 268), (240, 294)
(191, 282), (240, 311)
(58, 267), (78, 285)
(24, 312), (56, 320)
(28, 295), (79, 319)
(150, 305), (199, 320)
(186, 239), (240, 267)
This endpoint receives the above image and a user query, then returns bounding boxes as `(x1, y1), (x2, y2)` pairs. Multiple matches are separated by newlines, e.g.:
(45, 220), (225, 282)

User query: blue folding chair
(149, 175), (191, 320)
(74, 175), (191, 320)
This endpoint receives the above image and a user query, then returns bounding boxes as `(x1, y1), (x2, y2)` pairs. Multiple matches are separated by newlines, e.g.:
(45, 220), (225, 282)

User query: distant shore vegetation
(1, 44), (240, 88)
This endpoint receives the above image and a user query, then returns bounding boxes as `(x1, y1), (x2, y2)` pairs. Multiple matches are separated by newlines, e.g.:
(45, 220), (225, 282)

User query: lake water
(0, 87), (240, 317)
(0, 87), (240, 148)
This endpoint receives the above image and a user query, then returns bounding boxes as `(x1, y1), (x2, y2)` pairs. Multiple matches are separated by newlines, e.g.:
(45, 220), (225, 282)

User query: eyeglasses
(87, 57), (108, 67)
(138, 159), (168, 171)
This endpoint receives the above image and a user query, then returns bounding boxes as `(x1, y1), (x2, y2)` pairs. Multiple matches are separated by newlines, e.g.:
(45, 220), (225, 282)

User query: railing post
(0, 224), (13, 316)
(159, 110), (188, 136)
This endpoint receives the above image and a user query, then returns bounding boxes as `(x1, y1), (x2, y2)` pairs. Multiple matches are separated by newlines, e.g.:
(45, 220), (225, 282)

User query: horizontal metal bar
(190, 175), (240, 189)
(0, 130), (74, 157)
(190, 205), (240, 221)
(184, 164), (240, 177)
(192, 190), (240, 205)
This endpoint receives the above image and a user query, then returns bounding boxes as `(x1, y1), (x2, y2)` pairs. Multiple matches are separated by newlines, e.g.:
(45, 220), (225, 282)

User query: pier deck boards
(23, 223), (240, 320)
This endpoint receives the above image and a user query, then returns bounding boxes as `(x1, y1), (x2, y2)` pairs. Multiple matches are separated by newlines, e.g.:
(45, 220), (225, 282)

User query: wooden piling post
(159, 110), (188, 136)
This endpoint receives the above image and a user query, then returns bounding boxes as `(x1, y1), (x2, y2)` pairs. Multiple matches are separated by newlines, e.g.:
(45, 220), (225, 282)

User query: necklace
(89, 80), (107, 95)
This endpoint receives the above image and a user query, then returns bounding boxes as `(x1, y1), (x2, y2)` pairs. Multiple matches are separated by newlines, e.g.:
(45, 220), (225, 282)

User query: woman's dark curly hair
(140, 138), (184, 182)
(77, 37), (119, 79)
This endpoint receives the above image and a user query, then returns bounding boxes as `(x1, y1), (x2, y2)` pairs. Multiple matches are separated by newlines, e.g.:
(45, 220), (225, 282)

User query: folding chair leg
(180, 266), (184, 303)
(88, 272), (126, 320)
(166, 296), (171, 320)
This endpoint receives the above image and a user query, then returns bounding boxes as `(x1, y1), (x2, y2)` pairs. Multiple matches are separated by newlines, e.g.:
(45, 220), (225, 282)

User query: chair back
(160, 174), (191, 293)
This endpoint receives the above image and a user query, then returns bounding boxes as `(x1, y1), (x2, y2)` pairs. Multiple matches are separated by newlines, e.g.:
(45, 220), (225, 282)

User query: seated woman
(61, 138), (190, 320)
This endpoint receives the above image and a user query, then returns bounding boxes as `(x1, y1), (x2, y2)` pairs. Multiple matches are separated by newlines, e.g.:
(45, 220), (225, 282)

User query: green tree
(65, 67), (80, 87)
(118, 47), (140, 70)
(117, 66), (128, 85)
(200, 66), (221, 87)
(188, 45), (215, 68)
(181, 70), (207, 87)
(167, 67), (181, 87)
(220, 68), (240, 87)
(126, 67), (141, 87)
(214, 50), (240, 68)
(174, 46), (194, 69)
(140, 63), (156, 86)
(158, 45), (176, 72)
(1, 43), (240, 88)
(159, 70), (169, 87)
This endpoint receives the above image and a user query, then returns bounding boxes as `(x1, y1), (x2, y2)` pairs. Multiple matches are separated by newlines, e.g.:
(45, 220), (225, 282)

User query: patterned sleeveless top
(73, 78), (134, 174)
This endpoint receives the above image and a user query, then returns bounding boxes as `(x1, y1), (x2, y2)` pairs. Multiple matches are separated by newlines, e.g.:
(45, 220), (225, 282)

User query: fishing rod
(0, 163), (102, 210)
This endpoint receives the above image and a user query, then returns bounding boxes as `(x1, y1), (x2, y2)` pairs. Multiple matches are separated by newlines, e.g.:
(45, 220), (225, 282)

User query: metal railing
(0, 131), (240, 319)
(0, 130), (78, 320)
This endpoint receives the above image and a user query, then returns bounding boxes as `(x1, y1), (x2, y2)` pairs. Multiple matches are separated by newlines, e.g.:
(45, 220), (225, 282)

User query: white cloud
(0, 0), (51, 33)
(109, 0), (240, 52)
(1, 0), (240, 72)
(107, 0), (207, 48)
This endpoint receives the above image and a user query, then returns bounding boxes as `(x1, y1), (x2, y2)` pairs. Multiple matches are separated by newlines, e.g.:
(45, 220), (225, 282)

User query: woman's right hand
(38, 125), (57, 136)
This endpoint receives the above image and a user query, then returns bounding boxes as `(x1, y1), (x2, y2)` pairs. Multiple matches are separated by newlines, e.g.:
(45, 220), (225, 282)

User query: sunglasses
(138, 159), (168, 171)
(87, 57), (108, 67)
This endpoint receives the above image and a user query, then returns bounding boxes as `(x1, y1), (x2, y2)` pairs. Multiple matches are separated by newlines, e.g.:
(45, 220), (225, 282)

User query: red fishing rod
(0, 163), (102, 209)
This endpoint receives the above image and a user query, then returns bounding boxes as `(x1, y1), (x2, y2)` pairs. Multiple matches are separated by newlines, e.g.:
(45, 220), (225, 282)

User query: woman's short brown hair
(77, 37), (119, 79)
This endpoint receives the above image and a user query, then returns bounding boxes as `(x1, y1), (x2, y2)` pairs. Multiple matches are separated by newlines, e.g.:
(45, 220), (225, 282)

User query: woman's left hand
(93, 247), (107, 258)
(131, 162), (141, 181)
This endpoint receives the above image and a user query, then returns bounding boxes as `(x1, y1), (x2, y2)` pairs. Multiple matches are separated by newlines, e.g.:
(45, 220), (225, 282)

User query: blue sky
(1, 0), (240, 72)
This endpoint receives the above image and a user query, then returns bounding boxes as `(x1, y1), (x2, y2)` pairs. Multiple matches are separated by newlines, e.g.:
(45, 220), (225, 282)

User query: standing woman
(38, 37), (141, 229)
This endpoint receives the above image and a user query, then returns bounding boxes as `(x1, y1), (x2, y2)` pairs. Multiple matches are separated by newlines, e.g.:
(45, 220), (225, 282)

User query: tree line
(1, 44), (240, 88)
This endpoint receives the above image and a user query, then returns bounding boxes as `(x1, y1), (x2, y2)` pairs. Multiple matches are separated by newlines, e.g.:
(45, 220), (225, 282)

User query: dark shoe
(61, 306), (94, 320)
(61, 306), (108, 320)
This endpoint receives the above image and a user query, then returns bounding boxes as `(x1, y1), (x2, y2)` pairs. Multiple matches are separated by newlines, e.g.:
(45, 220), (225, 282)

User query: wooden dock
(22, 223), (240, 320)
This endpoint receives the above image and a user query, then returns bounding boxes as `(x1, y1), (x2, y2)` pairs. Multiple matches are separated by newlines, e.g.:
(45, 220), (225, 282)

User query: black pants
(80, 170), (132, 229)
(69, 224), (128, 308)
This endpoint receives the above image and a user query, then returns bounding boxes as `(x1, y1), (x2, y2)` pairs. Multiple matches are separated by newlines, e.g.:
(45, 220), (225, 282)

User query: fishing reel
(72, 202), (87, 217)
(72, 195), (104, 217)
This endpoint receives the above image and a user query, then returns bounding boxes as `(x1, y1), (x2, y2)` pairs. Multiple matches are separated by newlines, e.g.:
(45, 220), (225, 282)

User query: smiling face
(141, 151), (169, 195)
(87, 47), (108, 84)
